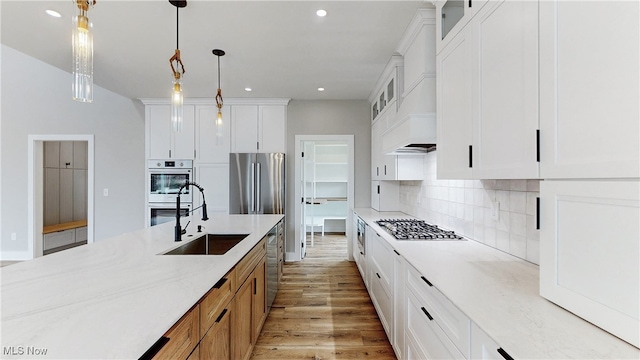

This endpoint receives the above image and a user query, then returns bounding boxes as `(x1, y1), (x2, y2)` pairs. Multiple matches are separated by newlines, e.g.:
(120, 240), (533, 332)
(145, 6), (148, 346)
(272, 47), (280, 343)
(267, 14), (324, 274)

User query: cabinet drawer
(43, 229), (75, 250)
(75, 226), (87, 243)
(236, 237), (266, 286)
(153, 304), (200, 360)
(406, 264), (470, 358)
(406, 290), (465, 360)
(200, 268), (235, 335)
(370, 232), (394, 289)
(370, 261), (393, 339)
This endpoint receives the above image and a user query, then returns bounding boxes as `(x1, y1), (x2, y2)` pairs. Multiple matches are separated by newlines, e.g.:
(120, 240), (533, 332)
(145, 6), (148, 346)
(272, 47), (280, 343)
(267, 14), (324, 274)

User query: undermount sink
(163, 234), (250, 255)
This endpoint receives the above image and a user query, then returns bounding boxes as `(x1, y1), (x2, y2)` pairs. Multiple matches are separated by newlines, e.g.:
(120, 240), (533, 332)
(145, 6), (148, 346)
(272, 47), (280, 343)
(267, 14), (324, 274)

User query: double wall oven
(147, 160), (193, 226)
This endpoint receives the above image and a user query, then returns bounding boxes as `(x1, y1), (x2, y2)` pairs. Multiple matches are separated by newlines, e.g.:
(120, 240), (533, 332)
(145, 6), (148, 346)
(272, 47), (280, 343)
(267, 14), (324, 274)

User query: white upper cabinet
(437, 0), (539, 180)
(471, 0), (539, 179)
(146, 104), (195, 159)
(231, 104), (287, 153)
(195, 105), (231, 163)
(437, 25), (474, 180)
(436, 0), (488, 54)
(370, 56), (403, 124)
(539, 1), (640, 179)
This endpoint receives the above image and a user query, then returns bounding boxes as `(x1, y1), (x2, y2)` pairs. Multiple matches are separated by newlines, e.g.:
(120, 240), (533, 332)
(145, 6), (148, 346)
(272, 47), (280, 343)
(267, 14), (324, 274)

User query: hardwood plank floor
(251, 234), (396, 360)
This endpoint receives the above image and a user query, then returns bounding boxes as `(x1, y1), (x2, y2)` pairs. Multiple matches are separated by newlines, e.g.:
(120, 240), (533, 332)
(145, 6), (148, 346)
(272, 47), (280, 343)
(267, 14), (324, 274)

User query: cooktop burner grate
(375, 219), (464, 240)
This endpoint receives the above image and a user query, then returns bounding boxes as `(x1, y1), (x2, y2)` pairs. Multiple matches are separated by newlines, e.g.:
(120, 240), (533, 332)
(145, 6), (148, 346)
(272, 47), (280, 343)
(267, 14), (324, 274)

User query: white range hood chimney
(382, 9), (437, 155)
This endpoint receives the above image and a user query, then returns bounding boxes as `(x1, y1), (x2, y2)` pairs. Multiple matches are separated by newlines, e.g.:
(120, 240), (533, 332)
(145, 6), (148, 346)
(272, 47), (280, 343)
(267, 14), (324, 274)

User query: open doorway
(28, 135), (94, 259)
(294, 135), (354, 261)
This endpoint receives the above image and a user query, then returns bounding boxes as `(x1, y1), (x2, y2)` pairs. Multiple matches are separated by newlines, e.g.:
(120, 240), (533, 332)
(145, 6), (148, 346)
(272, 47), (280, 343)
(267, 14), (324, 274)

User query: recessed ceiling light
(316, 9), (327, 17)
(46, 9), (62, 18)
(244, 88), (252, 92)
(318, 87), (325, 92)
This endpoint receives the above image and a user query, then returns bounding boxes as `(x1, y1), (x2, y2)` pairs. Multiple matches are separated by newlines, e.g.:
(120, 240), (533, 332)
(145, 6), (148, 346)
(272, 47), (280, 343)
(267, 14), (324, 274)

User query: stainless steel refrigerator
(229, 153), (285, 215)
(229, 153), (285, 310)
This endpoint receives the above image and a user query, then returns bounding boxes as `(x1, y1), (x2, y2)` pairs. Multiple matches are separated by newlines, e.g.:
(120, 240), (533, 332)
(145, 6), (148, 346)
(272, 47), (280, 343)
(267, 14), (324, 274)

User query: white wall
(286, 100), (371, 252)
(400, 152), (541, 265)
(1, 45), (145, 258)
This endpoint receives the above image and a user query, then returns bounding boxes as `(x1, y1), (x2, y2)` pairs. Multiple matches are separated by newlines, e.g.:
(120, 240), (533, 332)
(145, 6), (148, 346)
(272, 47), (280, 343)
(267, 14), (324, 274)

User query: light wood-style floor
(251, 234), (396, 360)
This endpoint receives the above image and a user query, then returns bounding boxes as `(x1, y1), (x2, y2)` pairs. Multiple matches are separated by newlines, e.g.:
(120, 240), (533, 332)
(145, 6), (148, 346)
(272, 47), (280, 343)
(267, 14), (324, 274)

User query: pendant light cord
(217, 56), (221, 88)
(176, 6), (179, 50)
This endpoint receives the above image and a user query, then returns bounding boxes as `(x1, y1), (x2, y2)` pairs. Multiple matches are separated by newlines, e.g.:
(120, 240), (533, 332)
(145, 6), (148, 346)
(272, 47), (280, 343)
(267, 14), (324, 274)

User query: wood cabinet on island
(0, 214), (283, 360)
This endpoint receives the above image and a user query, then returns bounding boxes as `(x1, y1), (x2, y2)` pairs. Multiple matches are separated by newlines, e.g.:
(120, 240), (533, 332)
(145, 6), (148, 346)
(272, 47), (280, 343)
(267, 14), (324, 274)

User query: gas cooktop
(375, 219), (465, 241)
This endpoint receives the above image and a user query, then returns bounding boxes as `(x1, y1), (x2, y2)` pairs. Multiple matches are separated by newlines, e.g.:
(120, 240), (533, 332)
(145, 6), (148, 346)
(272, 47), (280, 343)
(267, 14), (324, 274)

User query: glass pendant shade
(216, 109), (223, 143)
(72, 14), (93, 102)
(171, 80), (183, 132)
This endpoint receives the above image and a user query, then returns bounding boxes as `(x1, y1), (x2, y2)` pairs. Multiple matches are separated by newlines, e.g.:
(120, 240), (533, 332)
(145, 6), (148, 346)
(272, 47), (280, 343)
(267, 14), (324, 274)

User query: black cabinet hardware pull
(360, 251), (364, 255)
(213, 277), (228, 289)
(497, 348), (514, 360)
(377, 185), (380, 194)
(421, 307), (434, 321)
(536, 197), (540, 230)
(421, 276), (433, 287)
(376, 272), (381, 279)
(393, 249), (400, 256)
(254, 278), (257, 294)
(469, 145), (473, 168)
(536, 129), (540, 162)
(215, 308), (228, 323)
(138, 336), (169, 360)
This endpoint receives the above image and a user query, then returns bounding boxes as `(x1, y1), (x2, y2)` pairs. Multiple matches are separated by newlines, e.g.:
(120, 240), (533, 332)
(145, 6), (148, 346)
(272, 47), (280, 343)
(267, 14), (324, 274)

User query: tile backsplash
(399, 152), (540, 265)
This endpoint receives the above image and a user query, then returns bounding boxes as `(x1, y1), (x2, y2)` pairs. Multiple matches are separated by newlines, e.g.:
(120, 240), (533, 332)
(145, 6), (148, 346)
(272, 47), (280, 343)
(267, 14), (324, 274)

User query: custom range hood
(382, 113), (436, 155)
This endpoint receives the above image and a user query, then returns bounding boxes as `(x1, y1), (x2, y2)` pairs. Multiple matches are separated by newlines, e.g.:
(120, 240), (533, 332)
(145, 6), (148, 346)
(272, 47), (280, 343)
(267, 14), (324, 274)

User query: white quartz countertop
(354, 208), (639, 360)
(0, 214), (283, 359)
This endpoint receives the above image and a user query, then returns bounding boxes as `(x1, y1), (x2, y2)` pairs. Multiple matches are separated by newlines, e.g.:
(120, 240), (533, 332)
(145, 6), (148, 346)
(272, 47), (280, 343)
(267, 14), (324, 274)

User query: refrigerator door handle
(250, 162), (256, 214)
(255, 162), (262, 214)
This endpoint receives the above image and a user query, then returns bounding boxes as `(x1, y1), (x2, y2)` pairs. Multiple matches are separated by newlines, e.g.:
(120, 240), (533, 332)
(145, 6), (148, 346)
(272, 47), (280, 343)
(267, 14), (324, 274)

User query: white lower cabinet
(405, 289), (465, 360)
(471, 322), (513, 360)
(406, 264), (471, 358)
(393, 252), (406, 359)
(540, 179), (640, 348)
(370, 260), (394, 340)
(194, 164), (229, 215)
(371, 181), (400, 212)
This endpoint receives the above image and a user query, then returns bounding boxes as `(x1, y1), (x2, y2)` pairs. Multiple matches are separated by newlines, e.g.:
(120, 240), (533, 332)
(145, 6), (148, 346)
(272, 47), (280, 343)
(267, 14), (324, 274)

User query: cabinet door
(232, 277), (253, 360)
(195, 105), (230, 163)
(259, 106), (286, 153)
(194, 164), (229, 214)
(201, 307), (231, 360)
(371, 181), (381, 211)
(73, 141), (88, 170)
(371, 121), (382, 180)
(471, 322), (512, 360)
(370, 260), (393, 340)
(393, 252), (405, 359)
(540, 180), (639, 347)
(173, 106), (196, 160)
(147, 105), (172, 159)
(153, 305), (200, 360)
(59, 141), (73, 168)
(231, 105), (259, 153)
(539, 1), (640, 178)
(472, 0), (539, 179)
(437, 26), (473, 180)
(59, 168), (73, 223)
(44, 141), (60, 168)
(44, 168), (60, 226)
(73, 169), (87, 221)
(252, 256), (267, 343)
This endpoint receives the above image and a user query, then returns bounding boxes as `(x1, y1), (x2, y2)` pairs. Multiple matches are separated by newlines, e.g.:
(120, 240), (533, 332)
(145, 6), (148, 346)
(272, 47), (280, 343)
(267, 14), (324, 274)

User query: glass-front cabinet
(436, 0), (488, 53)
(370, 55), (403, 124)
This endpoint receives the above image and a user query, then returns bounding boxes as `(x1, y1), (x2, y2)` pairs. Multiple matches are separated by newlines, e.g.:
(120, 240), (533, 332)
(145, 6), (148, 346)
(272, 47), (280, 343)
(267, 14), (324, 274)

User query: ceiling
(1, 0), (428, 101)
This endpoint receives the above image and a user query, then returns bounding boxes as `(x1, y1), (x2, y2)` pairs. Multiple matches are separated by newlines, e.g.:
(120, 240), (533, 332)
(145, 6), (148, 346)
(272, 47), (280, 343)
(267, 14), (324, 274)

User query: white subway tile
(509, 191), (526, 214)
(496, 191), (510, 212)
(474, 206), (484, 224)
(485, 227), (497, 247)
(497, 210), (510, 231)
(526, 214), (540, 241)
(526, 192), (538, 216)
(465, 188), (474, 205)
(464, 205), (474, 222)
(510, 179), (527, 191)
(483, 208), (496, 228)
(510, 234), (527, 259)
(527, 179), (541, 192)
(526, 236), (540, 265)
(474, 224), (485, 243)
(510, 213), (527, 237)
(497, 230), (510, 252)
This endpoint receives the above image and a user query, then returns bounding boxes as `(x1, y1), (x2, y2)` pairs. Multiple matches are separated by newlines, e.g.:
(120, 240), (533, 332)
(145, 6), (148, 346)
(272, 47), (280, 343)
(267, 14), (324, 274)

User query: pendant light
(169, 0), (187, 132)
(72, 0), (96, 102)
(212, 49), (225, 144)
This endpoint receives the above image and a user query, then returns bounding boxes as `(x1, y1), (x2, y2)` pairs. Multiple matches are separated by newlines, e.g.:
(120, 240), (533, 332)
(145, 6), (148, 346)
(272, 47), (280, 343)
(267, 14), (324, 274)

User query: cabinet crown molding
(368, 55), (404, 103)
(396, 8), (436, 55)
(139, 98), (291, 106)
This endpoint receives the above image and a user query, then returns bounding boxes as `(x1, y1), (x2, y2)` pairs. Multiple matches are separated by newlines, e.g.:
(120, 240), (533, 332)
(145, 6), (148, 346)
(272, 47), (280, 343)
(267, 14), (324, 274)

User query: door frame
(293, 135), (354, 261)
(28, 134), (95, 259)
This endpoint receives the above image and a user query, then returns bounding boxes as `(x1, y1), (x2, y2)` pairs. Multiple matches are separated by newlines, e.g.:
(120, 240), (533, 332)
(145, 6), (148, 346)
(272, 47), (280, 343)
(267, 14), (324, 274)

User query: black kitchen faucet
(175, 181), (209, 241)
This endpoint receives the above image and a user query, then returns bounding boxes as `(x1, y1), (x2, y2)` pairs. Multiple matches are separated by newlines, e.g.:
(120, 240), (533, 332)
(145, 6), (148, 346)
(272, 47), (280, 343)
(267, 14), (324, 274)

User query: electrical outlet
(492, 201), (500, 220)
(11, 232), (17, 241)
(103, 188), (109, 197)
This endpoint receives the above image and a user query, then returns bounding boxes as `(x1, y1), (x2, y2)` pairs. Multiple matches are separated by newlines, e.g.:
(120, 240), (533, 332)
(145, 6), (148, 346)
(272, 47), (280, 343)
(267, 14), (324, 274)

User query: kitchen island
(0, 214), (283, 359)
(354, 208), (639, 359)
